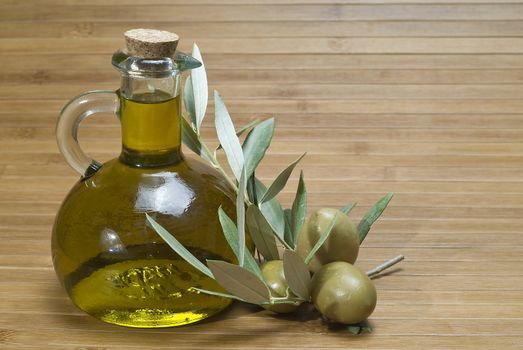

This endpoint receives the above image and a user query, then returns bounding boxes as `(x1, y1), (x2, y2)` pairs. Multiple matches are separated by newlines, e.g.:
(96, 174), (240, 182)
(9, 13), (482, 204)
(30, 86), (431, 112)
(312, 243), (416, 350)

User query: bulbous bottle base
(53, 158), (238, 328)
(66, 249), (232, 328)
(96, 308), (229, 328)
(71, 260), (230, 328)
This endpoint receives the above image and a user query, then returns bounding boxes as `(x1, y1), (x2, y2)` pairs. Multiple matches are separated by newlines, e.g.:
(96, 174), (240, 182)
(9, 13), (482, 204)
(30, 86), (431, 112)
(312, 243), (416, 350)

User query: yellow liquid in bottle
(66, 245), (231, 328)
(121, 93), (181, 153)
(53, 91), (238, 328)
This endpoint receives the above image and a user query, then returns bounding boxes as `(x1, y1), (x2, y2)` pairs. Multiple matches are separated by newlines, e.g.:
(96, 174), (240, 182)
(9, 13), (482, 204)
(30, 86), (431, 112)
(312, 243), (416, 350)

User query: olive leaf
(217, 207), (264, 280)
(214, 90), (244, 181)
(242, 118), (275, 178)
(183, 76), (197, 127)
(246, 205), (279, 261)
(253, 178), (286, 245)
(181, 117), (214, 163)
(190, 287), (245, 302)
(216, 118), (261, 153)
(283, 250), (311, 300)
(340, 202), (357, 215)
(290, 170), (307, 249)
(146, 214), (213, 278)
(207, 260), (270, 305)
(357, 193), (393, 244)
(237, 166), (247, 266)
(304, 213), (339, 265)
(190, 43), (208, 130)
(260, 153), (306, 204)
(181, 116), (200, 153)
(347, 320), (373, 335)
(236, 118), (262, 136)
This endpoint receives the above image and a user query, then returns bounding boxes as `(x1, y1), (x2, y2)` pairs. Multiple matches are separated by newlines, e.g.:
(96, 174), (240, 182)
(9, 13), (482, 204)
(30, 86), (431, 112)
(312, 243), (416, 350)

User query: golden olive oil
(66, 245), (231, 328)
(121, 93), (181, 153)
(53, 91), (238, 327)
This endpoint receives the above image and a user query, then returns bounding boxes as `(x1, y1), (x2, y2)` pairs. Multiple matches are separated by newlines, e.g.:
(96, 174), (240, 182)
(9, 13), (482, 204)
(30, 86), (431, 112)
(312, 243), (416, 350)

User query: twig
(268, 296), (304, 305)
(198, 137), (256, 207)
(366, 255), (404, 277)
(200, 141), (238, 191)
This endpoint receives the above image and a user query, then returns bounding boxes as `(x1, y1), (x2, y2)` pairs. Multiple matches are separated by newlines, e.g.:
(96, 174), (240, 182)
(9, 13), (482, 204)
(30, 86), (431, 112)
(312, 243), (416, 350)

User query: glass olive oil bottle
(52, 29), (236, 328)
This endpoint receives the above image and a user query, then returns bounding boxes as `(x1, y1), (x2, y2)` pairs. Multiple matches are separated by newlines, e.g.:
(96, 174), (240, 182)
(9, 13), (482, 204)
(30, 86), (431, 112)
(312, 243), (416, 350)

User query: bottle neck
(118, 75), (183, 167)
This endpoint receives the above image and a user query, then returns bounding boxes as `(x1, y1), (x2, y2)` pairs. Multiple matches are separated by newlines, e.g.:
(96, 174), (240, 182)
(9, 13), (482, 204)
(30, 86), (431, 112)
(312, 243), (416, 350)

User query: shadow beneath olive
(267, 303), (321, 322)
(321, 302), (375, 336)
(325, 318), (374, 336)
(369, 267), (403, 280)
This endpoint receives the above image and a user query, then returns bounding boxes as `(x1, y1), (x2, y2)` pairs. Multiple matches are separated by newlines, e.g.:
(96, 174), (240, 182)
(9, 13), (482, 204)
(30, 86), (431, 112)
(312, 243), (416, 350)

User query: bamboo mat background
(1, 1), (523, 349)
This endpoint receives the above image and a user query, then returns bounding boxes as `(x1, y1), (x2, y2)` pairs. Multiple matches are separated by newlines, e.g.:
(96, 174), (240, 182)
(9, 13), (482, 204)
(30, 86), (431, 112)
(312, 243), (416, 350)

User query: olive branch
(146, 43), (404, 331)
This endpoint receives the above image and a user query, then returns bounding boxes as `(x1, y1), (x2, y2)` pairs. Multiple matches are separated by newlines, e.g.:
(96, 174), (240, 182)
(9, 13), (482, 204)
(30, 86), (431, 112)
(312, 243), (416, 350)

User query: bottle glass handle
(56, 90), (119, 177)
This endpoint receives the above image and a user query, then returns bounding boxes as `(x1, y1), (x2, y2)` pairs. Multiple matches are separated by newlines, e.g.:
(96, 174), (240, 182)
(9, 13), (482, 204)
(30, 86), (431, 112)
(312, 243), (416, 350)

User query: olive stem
(366, 254), (404, 277)
(268, 296), (304, 305)
(268, 300), (302, 305)
(196, 131), (254, 206)
(200, 140), (238, 191)
(276, 236), (294, 251)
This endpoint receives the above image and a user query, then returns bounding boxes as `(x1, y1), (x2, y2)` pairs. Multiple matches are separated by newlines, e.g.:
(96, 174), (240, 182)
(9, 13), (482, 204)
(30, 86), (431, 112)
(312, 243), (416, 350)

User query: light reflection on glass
(134, 172), (195, 216)
(99, 228), (126, 253)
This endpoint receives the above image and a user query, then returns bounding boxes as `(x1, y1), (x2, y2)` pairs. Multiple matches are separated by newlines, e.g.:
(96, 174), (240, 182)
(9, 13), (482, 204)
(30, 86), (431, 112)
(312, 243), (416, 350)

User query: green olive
(260, 260), (300, 314)
(296, 208), (359, 273)
(311, 261), (377, 325)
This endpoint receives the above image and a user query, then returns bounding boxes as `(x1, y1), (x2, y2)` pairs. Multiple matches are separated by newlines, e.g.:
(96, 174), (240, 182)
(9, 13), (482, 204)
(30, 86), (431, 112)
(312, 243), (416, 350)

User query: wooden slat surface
(1, 1), (522, 349)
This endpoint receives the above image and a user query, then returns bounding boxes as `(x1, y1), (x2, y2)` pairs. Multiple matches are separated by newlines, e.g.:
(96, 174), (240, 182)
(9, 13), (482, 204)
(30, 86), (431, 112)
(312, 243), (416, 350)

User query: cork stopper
(124, 29), (179, 58)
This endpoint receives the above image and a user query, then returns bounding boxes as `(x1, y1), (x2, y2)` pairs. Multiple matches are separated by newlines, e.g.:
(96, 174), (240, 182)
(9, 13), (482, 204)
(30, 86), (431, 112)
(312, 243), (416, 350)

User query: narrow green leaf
(216, 118), (261, 152)
(237, 166), (247, 266)
(236, 118), (262, 137)
(340, 202), (357, 215)
(181, 117), (213, 163)
(357, 193), (394, 244)
(347, 320), (373, 335)
(260, 153), (306, 204)
(246, 205), (279, 261)
(217, 207), (264, 280)
(283, 208), (293, 249)
(207, 260), (270, 305)
(214, 90), (244, 181)
(291, 171), (307, 249)
(181, 116), (201, 154)
(304, 213), (339, 265)
(183, 76), (196, 127)
(146, 214), (213, 278)
(253, 178), (285, 242)
(242, 118), (275, 178)
(283, 250), (311, 300)
(190, 287), (245, 302)
(191, 43), (208, 130)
